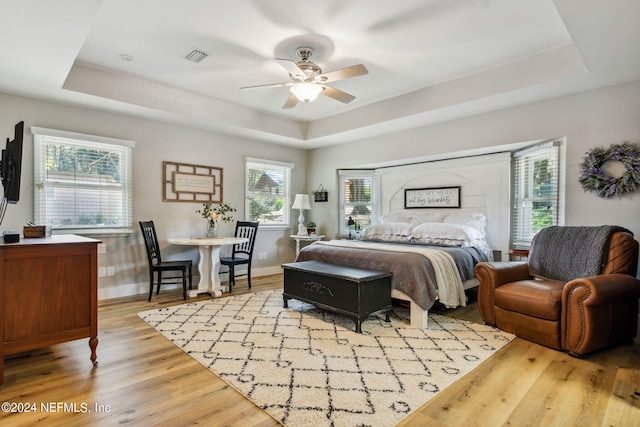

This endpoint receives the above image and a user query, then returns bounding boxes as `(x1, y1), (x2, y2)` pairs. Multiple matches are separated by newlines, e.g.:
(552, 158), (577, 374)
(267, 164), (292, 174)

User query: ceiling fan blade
(320, 85), (356, 104)
(240, 82), (292, 90)
(275, 58), (306, 79)
(282, 93), (299, 109)
(315, 64), (368, 83)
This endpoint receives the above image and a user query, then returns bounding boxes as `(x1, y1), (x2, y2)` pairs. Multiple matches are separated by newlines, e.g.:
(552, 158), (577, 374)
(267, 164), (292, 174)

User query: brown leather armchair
(475, 227), (640, 357)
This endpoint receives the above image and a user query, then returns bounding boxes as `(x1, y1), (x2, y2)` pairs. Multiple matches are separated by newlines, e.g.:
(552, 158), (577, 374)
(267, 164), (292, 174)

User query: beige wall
(306, 79), (640, 266)
(0, 93), (307, 298)
(1, 78), (639, 298)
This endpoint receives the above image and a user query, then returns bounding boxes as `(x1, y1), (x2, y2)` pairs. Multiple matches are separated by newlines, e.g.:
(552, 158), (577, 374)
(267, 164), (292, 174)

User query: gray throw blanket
(528, 225), (632, 282)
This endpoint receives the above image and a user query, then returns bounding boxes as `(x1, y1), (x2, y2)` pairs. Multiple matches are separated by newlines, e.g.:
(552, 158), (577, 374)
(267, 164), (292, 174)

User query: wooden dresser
(0, 234), (100, 384)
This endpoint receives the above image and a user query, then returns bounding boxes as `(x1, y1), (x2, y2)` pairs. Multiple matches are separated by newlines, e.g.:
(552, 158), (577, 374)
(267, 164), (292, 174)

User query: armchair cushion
(495, 279), (563, 321)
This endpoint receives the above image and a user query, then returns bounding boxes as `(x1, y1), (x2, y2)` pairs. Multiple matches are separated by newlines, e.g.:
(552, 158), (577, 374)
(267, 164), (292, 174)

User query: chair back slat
(139, 221), (162, 265)
(231, 221), (259, 258)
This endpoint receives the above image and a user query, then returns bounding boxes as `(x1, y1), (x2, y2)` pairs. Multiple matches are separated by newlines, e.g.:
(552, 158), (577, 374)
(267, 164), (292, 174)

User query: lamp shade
(292, 194), (311, 210)
(290, 83), (323, 102)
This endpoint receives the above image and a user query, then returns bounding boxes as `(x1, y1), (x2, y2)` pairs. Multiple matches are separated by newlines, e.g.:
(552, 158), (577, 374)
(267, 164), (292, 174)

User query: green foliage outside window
(246, 165), (288, 224)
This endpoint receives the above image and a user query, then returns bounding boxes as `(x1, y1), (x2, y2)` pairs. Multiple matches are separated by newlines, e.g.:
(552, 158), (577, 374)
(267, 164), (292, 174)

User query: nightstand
(290, 234), (325, 258)
(509, 248), (529, 261)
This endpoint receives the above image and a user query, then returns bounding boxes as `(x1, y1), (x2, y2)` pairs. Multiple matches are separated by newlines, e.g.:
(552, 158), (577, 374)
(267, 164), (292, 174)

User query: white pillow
(410, 222), (484, 245)
(362, 222), (414, 237)
(411, 236), (469, 247)
(361, 234), (412, 243)
(380, 214), (414, 224)
(443, 213), (487, 234)
(411, 213), (445, 224)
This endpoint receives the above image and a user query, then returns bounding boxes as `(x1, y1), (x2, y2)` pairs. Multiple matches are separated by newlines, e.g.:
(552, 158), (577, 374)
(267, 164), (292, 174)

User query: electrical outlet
(98, 267), (106, 277)
(261, 252), (268, 260)
(107, 266), (115, 276)
(97, 243), (106, 254)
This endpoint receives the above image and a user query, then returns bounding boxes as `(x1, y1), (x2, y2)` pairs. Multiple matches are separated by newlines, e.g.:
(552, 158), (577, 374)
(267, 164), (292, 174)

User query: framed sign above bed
(404, 186), (461, 209)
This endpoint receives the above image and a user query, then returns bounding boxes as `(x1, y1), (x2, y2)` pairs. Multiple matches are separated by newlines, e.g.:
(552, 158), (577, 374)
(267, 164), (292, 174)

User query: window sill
(54, 228), (135, 238)
(257, 224), (293, 231)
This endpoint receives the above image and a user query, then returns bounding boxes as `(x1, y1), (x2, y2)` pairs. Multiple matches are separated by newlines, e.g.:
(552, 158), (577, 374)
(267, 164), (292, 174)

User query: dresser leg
(89, 336), (99, 367)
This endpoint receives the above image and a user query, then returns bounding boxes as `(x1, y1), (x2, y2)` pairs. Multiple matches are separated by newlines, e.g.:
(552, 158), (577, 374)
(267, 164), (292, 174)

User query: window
(339, 170), (376, 235)
(511, 140), (561, 248)
(32, 127), (134, 235)
(245, 158), (293, 226)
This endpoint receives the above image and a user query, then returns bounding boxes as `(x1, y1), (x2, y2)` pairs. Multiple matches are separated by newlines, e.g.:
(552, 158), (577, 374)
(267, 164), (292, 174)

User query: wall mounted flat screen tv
(1, 121), (24, 204)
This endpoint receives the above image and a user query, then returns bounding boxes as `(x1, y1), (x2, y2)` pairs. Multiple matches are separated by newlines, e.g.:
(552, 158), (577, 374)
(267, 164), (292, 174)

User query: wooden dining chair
(139, 221), (193, 301)
(220, 221), (259, 290)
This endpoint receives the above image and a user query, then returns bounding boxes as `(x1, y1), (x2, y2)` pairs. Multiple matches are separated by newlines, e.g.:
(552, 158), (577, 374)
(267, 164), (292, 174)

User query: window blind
(32, 127), (134, 234)
(338, 170), (376, 234)
(245, 158), (293, 226)
(511, 140), (561, 248)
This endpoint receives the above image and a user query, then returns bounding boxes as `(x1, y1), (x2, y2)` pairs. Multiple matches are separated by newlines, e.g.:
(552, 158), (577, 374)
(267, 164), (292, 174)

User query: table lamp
(292, 194), (311, 235)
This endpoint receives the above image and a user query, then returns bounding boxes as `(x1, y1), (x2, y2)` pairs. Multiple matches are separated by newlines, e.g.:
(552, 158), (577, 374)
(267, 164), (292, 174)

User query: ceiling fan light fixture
(290, 82), (323, 102)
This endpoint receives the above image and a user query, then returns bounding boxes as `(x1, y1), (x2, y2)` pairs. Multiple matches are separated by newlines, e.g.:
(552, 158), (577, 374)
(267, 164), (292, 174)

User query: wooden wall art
(163, 161), (223, 203)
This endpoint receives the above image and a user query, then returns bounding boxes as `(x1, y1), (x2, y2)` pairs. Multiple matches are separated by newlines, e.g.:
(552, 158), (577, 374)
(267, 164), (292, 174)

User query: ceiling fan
(241, 47), (368, 109)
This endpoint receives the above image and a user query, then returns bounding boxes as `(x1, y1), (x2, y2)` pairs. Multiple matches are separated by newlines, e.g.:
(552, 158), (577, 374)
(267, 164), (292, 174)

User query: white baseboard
(98, 265), (284, 300)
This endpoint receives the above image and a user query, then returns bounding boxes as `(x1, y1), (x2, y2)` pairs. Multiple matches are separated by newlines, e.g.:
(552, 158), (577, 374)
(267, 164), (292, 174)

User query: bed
(295, 212), (492, 328)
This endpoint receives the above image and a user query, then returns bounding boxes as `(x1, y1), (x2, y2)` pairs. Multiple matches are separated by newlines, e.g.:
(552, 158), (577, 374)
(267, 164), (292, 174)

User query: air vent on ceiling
(184, 48), (209, 63)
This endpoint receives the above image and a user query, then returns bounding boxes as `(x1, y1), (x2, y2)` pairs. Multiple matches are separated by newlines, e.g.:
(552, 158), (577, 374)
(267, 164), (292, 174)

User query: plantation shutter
(511, 140), (561, 248)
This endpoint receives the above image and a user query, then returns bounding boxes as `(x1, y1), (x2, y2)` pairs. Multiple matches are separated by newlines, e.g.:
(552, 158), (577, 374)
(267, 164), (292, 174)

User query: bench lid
(282, 260), (391, 282)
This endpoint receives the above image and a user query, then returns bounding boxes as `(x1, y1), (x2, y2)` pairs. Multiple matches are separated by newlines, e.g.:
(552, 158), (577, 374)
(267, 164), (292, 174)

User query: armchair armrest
(474, 261), (531, 325)
(562, 274), (640, 356)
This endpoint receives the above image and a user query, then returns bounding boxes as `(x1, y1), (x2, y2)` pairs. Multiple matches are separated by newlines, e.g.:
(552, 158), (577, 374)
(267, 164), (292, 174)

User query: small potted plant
(306, 221), (317, 235)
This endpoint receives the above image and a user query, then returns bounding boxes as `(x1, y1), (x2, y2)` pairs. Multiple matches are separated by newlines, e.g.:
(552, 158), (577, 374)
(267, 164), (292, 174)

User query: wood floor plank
(601, 367), (640, 426)
(0, 274), (638, 427)
(505, 359), (615, 427)
(398, 339), (554, 427)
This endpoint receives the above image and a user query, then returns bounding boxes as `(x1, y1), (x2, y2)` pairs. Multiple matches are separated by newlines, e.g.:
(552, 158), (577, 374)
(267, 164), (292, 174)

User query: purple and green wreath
(579, 142), (640, 198)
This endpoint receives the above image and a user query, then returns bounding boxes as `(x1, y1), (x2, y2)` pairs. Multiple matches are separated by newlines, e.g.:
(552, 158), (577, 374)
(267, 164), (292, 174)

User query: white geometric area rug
(138, 290), (514, 427)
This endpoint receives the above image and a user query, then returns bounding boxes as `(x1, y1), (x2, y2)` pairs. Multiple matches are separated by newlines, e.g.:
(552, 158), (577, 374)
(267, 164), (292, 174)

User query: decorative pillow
(411, 213), (446, 224)
(380, 214), (414, 224)
(443, 213), (487, 234)
(411, 236), (468, 247)
(361, 235), (412, 243)
(362, 222), (414, 238)
(410, 222), (484, 245)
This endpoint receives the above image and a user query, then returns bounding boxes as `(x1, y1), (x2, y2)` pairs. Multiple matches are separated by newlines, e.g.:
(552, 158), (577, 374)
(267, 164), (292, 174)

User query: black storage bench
(282, 260), (392, 333)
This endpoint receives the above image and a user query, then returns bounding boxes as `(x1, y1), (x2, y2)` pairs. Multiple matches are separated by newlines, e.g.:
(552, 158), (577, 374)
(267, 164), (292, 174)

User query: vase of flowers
(196, 202), (237, 238)
(206, 220), (218, 238)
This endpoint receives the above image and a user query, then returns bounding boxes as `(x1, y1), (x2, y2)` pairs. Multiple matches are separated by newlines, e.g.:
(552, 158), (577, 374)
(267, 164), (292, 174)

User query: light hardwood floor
(0, 275), (638, 426)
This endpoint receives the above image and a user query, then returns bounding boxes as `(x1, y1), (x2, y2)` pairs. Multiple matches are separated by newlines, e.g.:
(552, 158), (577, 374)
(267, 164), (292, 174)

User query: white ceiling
(1, 0), (639, 148)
